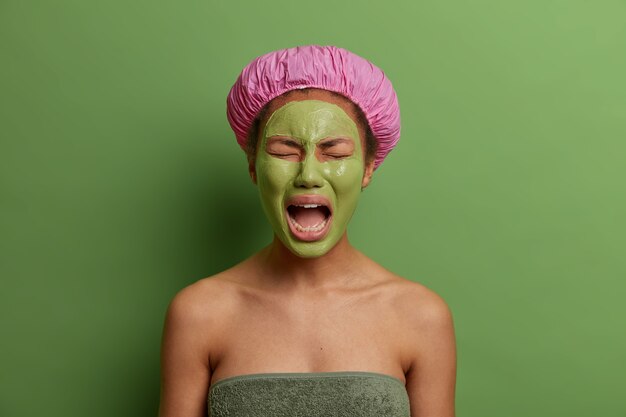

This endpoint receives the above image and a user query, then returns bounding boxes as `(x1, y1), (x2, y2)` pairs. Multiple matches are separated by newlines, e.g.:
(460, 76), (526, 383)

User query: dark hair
(245, 88), (378, 165)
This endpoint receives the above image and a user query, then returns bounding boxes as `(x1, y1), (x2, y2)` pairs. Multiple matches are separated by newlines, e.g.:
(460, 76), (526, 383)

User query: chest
(210, 291), (407, 380)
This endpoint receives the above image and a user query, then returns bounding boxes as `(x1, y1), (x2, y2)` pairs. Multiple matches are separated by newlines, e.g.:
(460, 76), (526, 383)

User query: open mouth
(285, 197), (333, 241)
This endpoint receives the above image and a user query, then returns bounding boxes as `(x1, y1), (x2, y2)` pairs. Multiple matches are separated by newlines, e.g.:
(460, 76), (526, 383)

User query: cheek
(256, 156), (298, 196)
(327, 159), (364, 194)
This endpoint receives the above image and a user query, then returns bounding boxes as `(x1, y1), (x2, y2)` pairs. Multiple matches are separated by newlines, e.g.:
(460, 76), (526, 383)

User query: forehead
(264, 100), (359, 142)
(259, 89), (366, 141)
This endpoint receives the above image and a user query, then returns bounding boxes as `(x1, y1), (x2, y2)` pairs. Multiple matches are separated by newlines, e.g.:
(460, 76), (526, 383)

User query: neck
(256, 232), (363, 292)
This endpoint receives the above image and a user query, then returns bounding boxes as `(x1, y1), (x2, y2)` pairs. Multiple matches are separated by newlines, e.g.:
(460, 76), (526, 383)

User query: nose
(294, 154), (324, 188)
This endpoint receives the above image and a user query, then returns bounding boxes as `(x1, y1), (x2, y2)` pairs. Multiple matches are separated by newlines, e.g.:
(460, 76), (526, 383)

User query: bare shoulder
(377, 273), (457, 415)
(356, 254), (454, 329)
(161, 267), (251, 378)
(158, 270), (248, 417)
(357, 255), (455, 338)
(165, 270), (242, 329)
(385, 273), (455, 330)
(380, 272), (456, 364)
(398, 278), (452, 327)
(384, 275), (457, 416)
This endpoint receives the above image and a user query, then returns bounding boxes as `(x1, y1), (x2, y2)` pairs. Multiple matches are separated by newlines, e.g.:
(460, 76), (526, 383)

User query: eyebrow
(267, 137), (302, 146)
(317, 138), (354, 148)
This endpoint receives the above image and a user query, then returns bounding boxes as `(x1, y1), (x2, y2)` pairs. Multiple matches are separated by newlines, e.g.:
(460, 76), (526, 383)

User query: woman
(159, 45), (457, 417)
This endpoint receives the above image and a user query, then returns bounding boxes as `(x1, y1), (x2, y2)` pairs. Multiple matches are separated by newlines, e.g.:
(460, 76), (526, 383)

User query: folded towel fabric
(208, 371), (410, 417)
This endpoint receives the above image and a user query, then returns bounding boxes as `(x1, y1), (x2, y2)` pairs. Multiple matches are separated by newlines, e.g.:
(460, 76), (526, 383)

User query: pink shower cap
(226, 45), (401, 169)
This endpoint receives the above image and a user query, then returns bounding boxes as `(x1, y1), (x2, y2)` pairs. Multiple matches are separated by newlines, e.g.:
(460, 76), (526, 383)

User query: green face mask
(254, 99), (366, 258)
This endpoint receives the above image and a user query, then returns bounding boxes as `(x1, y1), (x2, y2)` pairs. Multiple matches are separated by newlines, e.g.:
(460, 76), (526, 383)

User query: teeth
(296, 204), (321, 208)
(288, 216), (328, 232)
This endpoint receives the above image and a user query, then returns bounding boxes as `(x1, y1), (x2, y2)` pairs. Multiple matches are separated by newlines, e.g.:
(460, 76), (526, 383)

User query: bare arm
(405, 291), (457, 417)
(158, 287), (212, 417)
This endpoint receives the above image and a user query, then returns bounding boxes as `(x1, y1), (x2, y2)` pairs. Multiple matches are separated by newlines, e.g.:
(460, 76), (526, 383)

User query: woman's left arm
(404, 290), (457, 417)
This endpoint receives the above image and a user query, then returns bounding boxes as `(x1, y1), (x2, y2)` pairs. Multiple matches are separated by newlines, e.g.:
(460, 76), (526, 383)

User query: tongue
(291, 206), (326, 227)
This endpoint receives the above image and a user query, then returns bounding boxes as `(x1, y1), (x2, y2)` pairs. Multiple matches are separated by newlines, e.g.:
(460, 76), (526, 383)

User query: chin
(282, 237), (336, 259)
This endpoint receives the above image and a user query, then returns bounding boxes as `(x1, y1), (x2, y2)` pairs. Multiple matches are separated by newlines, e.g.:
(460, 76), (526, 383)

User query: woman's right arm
(158, 286), (213, 417)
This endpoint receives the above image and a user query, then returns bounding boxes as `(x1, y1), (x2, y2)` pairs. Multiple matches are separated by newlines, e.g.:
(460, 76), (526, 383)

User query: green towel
(208, 371), (410, 417)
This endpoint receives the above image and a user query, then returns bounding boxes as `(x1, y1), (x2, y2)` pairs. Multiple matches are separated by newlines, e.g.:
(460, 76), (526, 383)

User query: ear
(248, 156), (257, 184)
(361, 160), (375, 189)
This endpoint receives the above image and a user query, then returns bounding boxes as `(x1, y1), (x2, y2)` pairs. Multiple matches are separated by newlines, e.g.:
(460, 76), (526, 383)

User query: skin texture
(255, 99), (366, 258)
(158, 89), (456, 417)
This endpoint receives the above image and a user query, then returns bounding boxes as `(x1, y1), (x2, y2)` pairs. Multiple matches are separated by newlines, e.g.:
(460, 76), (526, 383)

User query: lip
(284, 194), (333, 242)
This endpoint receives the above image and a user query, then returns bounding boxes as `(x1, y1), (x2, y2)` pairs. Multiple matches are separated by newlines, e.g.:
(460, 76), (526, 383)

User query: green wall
(1, 1), (625, 416)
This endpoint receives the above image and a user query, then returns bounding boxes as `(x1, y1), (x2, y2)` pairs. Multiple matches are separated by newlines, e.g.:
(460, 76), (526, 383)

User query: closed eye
(318, 138), (354, 158)
(266, 137), (303, 159)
